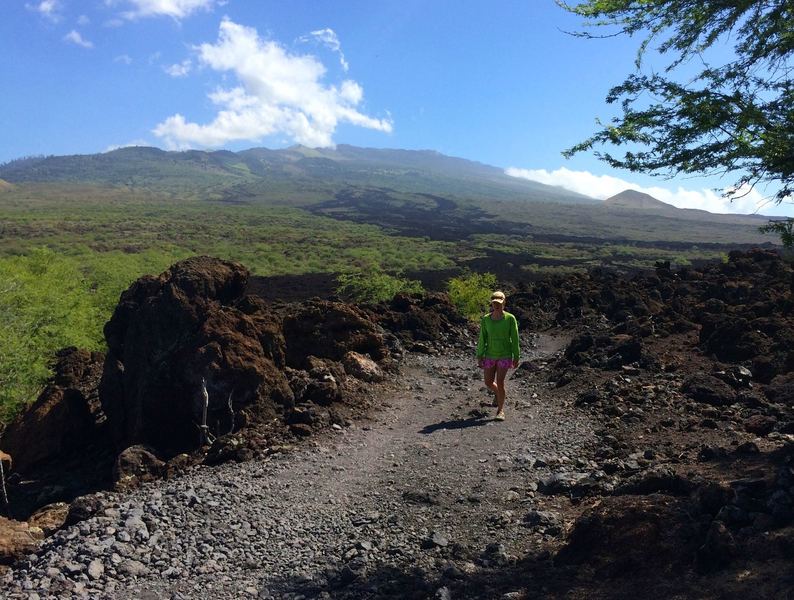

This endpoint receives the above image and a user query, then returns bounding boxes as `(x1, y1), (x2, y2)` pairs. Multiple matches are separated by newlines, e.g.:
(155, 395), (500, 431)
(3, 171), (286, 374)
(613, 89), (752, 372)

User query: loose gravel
(2, 335), (597, 599)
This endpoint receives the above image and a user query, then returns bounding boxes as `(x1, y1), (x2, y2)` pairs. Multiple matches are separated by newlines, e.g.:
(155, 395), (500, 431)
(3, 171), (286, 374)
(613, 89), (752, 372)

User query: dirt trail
(109, 333), (594, 599)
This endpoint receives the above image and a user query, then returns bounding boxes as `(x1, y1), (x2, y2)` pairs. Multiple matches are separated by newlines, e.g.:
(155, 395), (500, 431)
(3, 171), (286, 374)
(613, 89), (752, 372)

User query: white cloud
(63, 30), (94, 49)
(298, 28), (349, 72)
(164, 59), (192, 77)
(153, 19), (392, 150)
(77, 14), (91, 26)
(115, 54), (133, 64)
(506, 166), (786, 216)
(26, 0), (62, 22)
(115, 0), (215, 20)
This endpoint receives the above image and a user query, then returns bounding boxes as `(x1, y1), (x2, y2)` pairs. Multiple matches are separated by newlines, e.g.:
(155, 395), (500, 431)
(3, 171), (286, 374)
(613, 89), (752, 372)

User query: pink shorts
(481, 358), (513, 370)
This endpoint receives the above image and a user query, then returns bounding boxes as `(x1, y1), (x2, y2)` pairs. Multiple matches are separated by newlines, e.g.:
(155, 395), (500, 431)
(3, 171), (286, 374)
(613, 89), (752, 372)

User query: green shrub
(0, 248), (183, 422)
(447, 272), (497, 321)
(336, 266), (423, 303)
(0, 249), (104, 421)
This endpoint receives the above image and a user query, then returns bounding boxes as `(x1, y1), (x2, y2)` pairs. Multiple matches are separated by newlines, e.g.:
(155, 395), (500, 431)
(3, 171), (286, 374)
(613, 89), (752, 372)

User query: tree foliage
(447, 272), (498, 322)
(760, 218), (794, 249)
(0, 248), (179, 422)
(336, 266), (423, 304)
(561, 1), (793, 203)
(0, 249), (103, 420)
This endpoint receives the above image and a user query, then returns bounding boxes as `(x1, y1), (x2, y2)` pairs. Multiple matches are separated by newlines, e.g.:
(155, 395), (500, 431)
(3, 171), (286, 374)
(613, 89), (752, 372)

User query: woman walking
(476, 290), (520, 420)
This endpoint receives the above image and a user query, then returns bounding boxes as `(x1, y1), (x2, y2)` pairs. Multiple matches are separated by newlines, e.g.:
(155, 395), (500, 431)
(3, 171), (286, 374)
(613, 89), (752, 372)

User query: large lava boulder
(282, 300), (388, 368)
(374, 292), (469, 345)
(0, 348), (104, 474)
(99, 257), (292, 457)
(556, 495), (699, 577)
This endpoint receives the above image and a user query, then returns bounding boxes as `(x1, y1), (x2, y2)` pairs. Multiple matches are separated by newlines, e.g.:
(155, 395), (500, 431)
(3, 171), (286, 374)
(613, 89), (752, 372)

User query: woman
(476, 290), (520, 420)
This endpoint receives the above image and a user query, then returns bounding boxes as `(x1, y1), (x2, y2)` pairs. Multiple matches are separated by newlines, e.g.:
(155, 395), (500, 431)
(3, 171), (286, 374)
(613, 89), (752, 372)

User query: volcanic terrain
(0, 248), (792, 599)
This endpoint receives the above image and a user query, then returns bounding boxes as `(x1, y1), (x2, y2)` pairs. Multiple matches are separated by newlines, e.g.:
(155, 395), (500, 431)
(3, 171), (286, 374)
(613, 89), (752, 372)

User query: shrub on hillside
(0, 249), (102, 421)
(336, 266), (423, 303)
(447, 272), (497, 321)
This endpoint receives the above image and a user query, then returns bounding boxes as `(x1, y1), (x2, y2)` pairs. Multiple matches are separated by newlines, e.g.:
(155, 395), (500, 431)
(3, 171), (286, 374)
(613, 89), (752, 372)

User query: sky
(2, 0), (791, 216)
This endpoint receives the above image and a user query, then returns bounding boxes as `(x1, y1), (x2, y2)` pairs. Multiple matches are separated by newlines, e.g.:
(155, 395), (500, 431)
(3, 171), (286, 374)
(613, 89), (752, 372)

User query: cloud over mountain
(506, 166), (783, 216)
(153, 19), (392, 150)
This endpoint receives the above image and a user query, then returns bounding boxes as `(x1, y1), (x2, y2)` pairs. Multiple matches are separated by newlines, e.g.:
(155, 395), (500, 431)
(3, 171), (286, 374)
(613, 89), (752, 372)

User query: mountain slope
(0, 146), (776, 248)
(0, 145), (597, 206)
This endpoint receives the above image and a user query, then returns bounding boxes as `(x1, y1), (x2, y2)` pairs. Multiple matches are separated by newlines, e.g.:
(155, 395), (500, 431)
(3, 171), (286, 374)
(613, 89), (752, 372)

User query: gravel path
(2, 334), (597, 599)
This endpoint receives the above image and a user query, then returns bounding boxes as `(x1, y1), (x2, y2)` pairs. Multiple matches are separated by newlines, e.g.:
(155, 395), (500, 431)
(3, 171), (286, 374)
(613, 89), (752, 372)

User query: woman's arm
(476, 316), (487, 363)
(510, 314), (520, 365)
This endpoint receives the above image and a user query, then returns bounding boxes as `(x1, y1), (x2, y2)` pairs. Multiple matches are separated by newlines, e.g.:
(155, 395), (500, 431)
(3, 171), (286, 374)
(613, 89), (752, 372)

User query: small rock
(342, 351), (385, 382)
(289, 423), (314, 438)
(745, 415), (777, 436)
(87, 559), (104, 580)
(118, 559), (149, 577)
(503, 491), (521, 503)
(435, 587), (452, 600)
(64, 561), (83, 575)
(735, 441), (760, 454)
(422, 531), (449, 549)
(28, 502), (69, 537)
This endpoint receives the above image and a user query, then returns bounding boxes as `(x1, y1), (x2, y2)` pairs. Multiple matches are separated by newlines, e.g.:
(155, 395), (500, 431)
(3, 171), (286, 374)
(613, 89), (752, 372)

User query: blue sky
(2, 0), (790, 216)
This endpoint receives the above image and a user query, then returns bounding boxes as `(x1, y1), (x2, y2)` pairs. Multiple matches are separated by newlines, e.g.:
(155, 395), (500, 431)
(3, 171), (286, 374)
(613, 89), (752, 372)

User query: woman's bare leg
(495, 366), (509, 414)
(483, 365), (497, 403)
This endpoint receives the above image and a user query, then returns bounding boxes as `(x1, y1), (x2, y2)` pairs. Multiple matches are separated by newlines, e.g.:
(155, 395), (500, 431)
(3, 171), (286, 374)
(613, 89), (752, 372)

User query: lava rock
(682, 374), (736, 406)
(113, 445), (166, 486)
(100, 256), (293, 456)
(696, 521), (736, 572)
(27, 502), (69, 537)
(342, 351), (385, 382)
(0, 349), (104, 474)
(744, 414), (777, 436)
(557, 496), (698, 577)
(0, 517), (39, 565)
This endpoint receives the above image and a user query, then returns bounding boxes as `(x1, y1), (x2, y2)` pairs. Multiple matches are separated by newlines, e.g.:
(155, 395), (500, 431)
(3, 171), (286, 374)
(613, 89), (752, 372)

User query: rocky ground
(2, 334), (599, 599)
(1, 249), (794, 599)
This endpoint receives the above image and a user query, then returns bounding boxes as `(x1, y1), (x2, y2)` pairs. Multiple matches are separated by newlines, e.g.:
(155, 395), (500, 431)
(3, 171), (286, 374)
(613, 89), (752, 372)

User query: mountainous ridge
(604, 188), (778, 222)
(0, 145), (778, 250)
(0, 145), (598, 206)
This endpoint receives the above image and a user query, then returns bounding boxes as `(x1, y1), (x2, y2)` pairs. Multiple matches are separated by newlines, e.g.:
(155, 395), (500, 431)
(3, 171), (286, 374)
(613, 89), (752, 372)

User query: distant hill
(604, 190), (677, 212)
(0, 178), (13, 191)
(604, 188), (775, 224)
(0, 145), (597, 207)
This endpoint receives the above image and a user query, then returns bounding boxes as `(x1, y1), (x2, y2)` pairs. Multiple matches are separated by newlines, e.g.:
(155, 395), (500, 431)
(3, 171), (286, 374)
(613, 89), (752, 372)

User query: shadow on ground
(419, 416), (492, 434)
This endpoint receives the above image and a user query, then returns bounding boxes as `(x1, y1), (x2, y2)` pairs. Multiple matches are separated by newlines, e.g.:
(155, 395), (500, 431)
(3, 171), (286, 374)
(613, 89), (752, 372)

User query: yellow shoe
(495, 411), (505, 421)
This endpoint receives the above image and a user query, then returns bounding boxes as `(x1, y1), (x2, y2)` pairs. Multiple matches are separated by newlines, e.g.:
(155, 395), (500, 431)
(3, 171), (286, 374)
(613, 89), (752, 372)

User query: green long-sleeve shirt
(476, 311), (520, 360)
